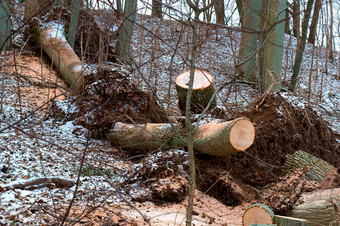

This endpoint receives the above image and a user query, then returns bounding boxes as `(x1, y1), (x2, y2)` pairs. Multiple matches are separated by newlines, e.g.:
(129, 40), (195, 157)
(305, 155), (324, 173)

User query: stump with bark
(175, 70), (216, 115)
(284, 150), (335, 183)
(108, 117), (255, 156)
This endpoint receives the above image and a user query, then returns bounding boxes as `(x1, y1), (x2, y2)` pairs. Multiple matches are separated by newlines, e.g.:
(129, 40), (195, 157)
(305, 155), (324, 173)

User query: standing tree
(258, 0), (286, 93)
(237, 0), (262, 83)
(0, 0), (11, 52)
(116, 0), (137, 64)
(183, 1), (214, 224)
(152, 0), (162, 18)
(292, 0), (301, 43)
(213, 0), (225, 24)
(289, 0), (314, 92)
(237, 0), (285, 93)
(308, 0), (322, 44)
(328, 0), (334, 61)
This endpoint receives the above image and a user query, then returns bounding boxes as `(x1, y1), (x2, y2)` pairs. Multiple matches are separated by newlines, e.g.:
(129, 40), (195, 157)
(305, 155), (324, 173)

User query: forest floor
(0, 4), (340, 225)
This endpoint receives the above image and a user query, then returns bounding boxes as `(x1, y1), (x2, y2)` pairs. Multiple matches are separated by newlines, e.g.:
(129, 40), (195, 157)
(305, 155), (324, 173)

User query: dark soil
(222, 93), (340, 187)
(77, 67), (168, 138)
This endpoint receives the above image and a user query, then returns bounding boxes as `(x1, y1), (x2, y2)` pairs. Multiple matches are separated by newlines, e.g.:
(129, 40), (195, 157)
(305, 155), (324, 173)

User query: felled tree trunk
(290, 188), (340, 225)
(40, 25), (85, 93)
(175, 70), (216, 115)
(283, 150), (335, 183)
(108, 117), (255, 156)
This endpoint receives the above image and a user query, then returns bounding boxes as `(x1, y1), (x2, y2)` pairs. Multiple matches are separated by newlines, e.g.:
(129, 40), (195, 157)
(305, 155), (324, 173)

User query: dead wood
(4, 177), (75, 190)
(108, 117), (255, 156)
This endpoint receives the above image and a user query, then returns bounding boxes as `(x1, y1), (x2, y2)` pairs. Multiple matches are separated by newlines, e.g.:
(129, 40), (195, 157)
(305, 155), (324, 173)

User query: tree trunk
(40, 25), (85, 93)
(283, 150), (335, 183)
(292, 0), (301, 42)
(290, 188), (340, 225)
(289, 0), (315, 92)
(213, 0), (225, 24)
(68, 0), (81, 48)
(115, 0), (137, 64)
(284, 7), (290, 35)
(0, 0), (11, 52)
(237, 0), (262, 83)
(236, 0), (244, 24)
(108, 117), (255, 156)
(307, 0), (322, 44)
(243, 203), (275, 226)
(175, 70), (216, 115)
(24, 0), (58, 20)
(152, 0), (162, 18)
(328, 0), (334, 61)
(258, 0), (285, 93)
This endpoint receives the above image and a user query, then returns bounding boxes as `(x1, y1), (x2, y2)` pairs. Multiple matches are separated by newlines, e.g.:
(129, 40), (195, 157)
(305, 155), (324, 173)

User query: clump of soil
(259, 169), (318, 215)
(122, 150), (189, 203)
(77, 67), (168, 138)
(223, 93), (340, 187)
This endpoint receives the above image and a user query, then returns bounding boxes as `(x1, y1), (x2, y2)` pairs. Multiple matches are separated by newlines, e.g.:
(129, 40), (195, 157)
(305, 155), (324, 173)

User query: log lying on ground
(290, 188), (340, 225)
(283, 150), (335, 183)
(4, 177), (75, 190)
(108, 117), (255, 156)
(175, 70), (216, 115)
(40, 24), (85, 93)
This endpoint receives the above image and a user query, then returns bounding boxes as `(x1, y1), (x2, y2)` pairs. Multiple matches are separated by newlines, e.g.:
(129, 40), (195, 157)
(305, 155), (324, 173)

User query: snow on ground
(0, 9), (339, 225)
(130, 16), (340, 131)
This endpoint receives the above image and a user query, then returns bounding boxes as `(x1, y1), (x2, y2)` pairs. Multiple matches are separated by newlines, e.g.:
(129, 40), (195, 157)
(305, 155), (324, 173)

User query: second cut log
(108, 117), (255, 156)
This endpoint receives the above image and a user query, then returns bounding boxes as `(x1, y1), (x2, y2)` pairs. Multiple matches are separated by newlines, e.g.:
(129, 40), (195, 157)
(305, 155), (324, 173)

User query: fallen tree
(108, 117), (255, 156)
(289, 188), (340, 225)
(40, 24), (85, 93)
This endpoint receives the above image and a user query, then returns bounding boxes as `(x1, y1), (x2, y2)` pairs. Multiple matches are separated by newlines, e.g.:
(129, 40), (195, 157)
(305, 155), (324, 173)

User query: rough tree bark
(292, 0), (301, 42)
(283, 150), (335, 183)
(290, 188), (340, 225)
(308, 0), (322, 44)
(108, 117), (255, 156)
(213, 0), (225, 24)
(152, 0), (162, 18)
(175, 70), (216, 115)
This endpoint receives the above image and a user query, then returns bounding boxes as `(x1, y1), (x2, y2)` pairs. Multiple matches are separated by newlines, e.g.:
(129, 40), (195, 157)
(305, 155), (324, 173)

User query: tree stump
(175, 70), (216, 115)
(243, 203), (274, 226)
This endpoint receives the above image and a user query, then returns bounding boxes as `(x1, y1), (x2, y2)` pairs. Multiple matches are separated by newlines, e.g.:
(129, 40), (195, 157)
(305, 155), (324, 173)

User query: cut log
(108, 117), (255, 156)
(175, 70), (216, 115)
(243, 203), (274, 226)
(40, 24), (85, 93)
(283, 150), (335, 183)
(290, 188), (340, 225)
(274, 215), (308, 226)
